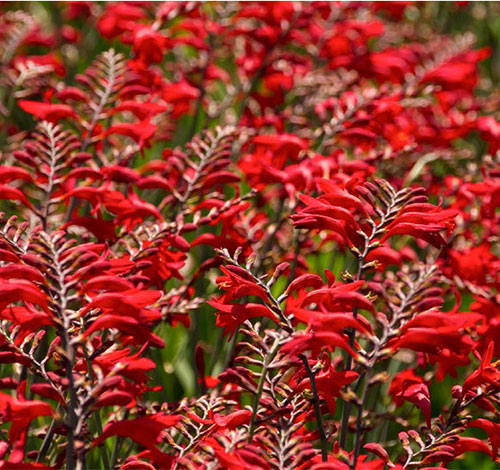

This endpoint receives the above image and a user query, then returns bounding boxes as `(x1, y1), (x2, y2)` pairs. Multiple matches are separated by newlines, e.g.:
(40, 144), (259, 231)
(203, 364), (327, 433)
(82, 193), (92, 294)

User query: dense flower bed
(0, 2), (500, 469)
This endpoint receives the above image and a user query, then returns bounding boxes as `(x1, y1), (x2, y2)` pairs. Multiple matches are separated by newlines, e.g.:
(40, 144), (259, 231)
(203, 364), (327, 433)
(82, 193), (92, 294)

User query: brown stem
(60, 330), (78, 470)
(299, 354), (328, 462)
(50, 239), (82, 469)
(351, 369), (374, 469)
(36, 403), (61, 463)
(340, 185), (404, 451)
(351, 264), (430, 466)
(248, 337), (280, 443)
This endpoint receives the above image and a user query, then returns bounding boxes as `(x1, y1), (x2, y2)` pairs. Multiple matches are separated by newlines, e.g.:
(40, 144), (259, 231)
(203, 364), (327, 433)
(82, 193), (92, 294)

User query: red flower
(447, 436), (493, 461)
(97, 4), (145, 39)
(389, 369), (431, 426)
(380, 203), (457, 248)
(390, 310), (477, 356)
(105, 120), (158, 149)
(447, 243), (494, 286)
(215, 265), (269, 302)
(101, 187), (162, 230)
(0, 185), (33, 209)
(295, 354), (358, 415)
(208, 300), (279, 338)
(281, 331), (357, 358)
(112, 100), (168, 120)
(133, 27), (168, 65)
(251, 134), (308, 168)
(477, 116), (500, 154)
(162, 81), (200, 118)
(62, 216), (118, 242)
(79, 289), (165, 347)
(0, 167), (33, 184)
(0, 392), (53, 463)
(462, 342), (500, 397)
(56, 86), (88, 103)
(88, 348), (157, 384)
(203, 437), (266, 470)
(422, 48), (490, 92)
(93, 414), (181, 465)
(18, 101), (77, 123)
(467, 419), (500, 457)
(298, 279), (375, 314)
(0, 281), (48, 311)
(0, 306), (52, 346)
(285, 274), (324, 294)
(390, 325), (474, 355)
(189, 409), (252, 430)
(294, 179), (456, 249)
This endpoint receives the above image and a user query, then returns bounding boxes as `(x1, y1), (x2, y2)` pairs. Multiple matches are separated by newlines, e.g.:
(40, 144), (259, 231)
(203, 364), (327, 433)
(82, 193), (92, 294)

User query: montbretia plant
(0, 2), (499, 469)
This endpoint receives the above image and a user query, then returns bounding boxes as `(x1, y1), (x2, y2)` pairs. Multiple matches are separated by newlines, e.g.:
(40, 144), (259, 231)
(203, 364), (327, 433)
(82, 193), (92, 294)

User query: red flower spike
(0, 4), (498, 469)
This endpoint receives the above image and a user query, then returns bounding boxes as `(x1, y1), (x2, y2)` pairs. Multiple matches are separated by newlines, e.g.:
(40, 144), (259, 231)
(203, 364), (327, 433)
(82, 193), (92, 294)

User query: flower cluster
(0, 2), (500, 469)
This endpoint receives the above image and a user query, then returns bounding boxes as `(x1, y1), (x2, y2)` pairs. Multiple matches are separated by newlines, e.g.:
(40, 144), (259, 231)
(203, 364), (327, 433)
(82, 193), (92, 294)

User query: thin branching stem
(299, 354), (328, 462)
(340, 184), (407, 451)
(248, 337), (281, 443)
(351, 265), (434, 468)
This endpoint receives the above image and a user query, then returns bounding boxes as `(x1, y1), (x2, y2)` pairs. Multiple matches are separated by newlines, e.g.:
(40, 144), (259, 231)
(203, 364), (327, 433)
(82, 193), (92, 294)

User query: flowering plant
(0, 2), (500, 469)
